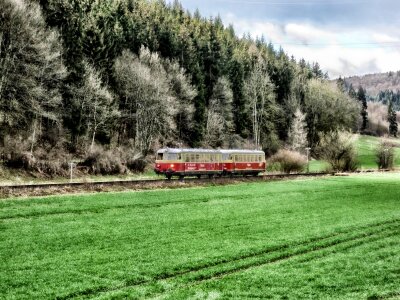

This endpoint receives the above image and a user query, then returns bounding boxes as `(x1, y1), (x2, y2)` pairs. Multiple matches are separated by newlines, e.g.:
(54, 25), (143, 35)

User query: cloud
(222, 14), (400, 78)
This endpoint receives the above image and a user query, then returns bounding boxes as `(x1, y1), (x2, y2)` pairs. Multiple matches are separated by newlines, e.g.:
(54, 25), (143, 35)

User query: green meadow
(308, 135), (400, 172)
(1, 173), (400, 299)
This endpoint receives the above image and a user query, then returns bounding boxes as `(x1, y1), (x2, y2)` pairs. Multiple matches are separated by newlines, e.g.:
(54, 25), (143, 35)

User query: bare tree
(163, 59), (197, 144)
(288, 108), (308, 152)
(0, 0), (66, 148)
(81, 63), (118, 151)
(244, 58), (276, 149)
(114, 48), (178, 154)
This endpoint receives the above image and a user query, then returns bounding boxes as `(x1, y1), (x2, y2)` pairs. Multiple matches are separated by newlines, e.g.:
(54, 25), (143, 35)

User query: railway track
(0, 172), (333, 198)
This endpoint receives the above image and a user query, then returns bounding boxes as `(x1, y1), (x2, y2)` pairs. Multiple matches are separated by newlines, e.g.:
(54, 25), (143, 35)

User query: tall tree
(244, 58), (277, 149)
(205, 76), (234, 147)
(114, 48), (178, 154)
(288, 108), (308, 152)
(0, 0), (66, 147)
(388, 100), (398, 137)
(357, 85), (368, 132)
(80, 63), (118, 151)
(304, 79), (359, 149)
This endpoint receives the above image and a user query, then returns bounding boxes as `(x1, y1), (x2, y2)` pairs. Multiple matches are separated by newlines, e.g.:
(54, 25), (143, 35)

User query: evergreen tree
(348, 84), (357, 99)
(205, 77), (234, 147)
(336, 76), (346, 93)
(388, 100), (398, 137)
(357, 85), (368, 132)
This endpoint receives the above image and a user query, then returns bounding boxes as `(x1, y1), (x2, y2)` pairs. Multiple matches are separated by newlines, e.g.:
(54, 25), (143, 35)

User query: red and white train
(154, 148), (266, 179)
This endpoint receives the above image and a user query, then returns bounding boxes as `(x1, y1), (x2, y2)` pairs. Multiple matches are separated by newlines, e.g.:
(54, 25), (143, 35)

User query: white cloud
(222, 14), (400, 78)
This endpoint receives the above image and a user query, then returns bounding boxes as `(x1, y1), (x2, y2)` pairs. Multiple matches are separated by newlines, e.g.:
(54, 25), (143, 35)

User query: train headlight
(170, 164), (175, 168)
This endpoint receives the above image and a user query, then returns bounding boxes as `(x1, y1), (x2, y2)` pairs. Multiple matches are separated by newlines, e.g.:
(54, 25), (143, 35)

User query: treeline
(339, 76), (399, 137)
(0, 0), (361, 175)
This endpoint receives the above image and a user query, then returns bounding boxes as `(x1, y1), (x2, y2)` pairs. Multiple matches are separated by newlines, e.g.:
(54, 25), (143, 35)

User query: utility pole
(69, 162), (75, 183)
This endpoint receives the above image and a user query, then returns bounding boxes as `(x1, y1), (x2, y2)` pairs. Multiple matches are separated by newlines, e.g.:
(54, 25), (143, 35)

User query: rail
(0, 172), (334, 199)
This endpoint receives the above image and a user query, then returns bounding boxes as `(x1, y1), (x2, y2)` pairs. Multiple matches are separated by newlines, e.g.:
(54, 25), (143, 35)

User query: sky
(168, 0), (400, 78)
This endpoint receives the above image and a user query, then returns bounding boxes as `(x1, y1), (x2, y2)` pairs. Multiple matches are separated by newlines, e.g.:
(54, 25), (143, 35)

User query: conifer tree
(388, 100), (398, 137)
(357, 86), (368, 132)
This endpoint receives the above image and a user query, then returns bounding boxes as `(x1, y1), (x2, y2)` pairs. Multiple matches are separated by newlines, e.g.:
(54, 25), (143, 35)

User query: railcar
(154, 148), (266, 179)
(220, 149), (266, 176)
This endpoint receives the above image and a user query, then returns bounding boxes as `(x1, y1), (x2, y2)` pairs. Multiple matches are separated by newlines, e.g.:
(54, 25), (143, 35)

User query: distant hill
(343, 71), (400, 98)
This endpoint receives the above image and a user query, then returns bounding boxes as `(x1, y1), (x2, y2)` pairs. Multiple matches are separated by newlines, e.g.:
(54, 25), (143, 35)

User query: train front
(154, 148), (182, 179)
(154, 149), (167, 175)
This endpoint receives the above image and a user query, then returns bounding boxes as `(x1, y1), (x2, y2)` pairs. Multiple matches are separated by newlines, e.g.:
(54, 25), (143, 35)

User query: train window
(168, 153), (177, 160)
(157, 153), (163, 160)
(177, 154), (181, 160)
(190, 154), (195, 162)
(195, 154), (200, 162)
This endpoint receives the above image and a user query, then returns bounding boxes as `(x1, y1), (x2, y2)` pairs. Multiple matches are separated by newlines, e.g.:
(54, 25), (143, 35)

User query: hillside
(343, 71), (400, 98)
(0, 0), (362, 176)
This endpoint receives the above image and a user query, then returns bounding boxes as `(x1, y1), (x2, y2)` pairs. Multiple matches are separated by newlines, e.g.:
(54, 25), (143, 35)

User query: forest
(0, 0), (367, 176)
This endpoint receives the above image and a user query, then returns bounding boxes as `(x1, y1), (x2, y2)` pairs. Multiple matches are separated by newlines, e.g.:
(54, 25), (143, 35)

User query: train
(154, 148), (266, 179)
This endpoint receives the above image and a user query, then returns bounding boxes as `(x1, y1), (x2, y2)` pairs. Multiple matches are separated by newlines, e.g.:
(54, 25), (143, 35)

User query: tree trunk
(30, 118), (37, 156)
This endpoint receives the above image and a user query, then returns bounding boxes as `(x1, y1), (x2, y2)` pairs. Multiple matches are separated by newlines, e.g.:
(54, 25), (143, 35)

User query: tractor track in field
(0, 172), (333, 199)
(55, 217), (400, 300)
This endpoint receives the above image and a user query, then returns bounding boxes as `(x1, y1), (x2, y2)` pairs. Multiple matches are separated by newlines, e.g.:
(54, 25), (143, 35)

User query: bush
(375, 140), (395, 170)
(1, 136), (70, 176)
(80, 146), (126, 175)
(115, 146), (147, 173)
(315, 131), (358, 172)
(269, 149), (307, 174)
(126, 158), (147, 173)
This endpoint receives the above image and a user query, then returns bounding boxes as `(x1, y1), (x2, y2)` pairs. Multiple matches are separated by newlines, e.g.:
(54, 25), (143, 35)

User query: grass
(308, 134), (400, 172)
(1, 173), (400, 299)
(356, 135), (400, 169)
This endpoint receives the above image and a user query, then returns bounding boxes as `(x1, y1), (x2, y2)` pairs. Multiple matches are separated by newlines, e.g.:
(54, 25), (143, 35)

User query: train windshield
(157, 153), (163, 160)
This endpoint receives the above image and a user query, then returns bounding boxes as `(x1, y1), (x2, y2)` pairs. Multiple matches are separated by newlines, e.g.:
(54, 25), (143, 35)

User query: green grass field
(308, 135), (400, 172)
(1, 173), (400, 299)
(356, 135), (400, 169)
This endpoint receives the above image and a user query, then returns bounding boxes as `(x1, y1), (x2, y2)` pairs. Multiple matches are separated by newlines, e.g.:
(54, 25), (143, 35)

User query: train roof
(157, 148), (220, 154)
(219, 149), (265, 154)
(157, 148), (265, 154)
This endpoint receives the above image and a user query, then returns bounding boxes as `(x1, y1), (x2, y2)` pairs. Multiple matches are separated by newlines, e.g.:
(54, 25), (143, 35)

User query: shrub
(126, 158), (147, 173)
(1, 136), (70, 176)
(269, 149), (307, 174)
(115, 146), (147, 173)
(315, 131), (358, 172)
(80, 146), (126, 175)
(375, 140), (395, 170)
